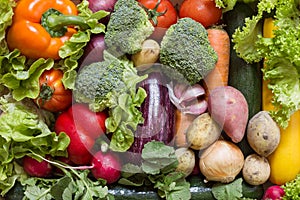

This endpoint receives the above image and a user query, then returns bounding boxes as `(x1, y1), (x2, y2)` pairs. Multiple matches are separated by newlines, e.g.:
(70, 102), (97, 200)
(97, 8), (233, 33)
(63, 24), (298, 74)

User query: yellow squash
(263, 18), (300, 185)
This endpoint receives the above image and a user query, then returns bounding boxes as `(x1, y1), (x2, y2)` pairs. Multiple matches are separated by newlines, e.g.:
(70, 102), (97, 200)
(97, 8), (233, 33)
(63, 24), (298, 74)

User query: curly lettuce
(232, 0), (300, 128)
(0, 94), (70, 196)
(0, 0), (15, 56)
(215, 0), (258, 12)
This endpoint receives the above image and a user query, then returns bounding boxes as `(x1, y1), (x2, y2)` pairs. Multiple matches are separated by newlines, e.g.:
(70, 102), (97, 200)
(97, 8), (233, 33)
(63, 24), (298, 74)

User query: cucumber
(6, 177), (264, 200)
(223, 3), (262, 157)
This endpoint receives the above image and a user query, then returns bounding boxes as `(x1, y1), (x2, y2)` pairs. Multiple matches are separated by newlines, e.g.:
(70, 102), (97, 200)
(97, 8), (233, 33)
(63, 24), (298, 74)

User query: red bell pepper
(55, 103), (107, 165)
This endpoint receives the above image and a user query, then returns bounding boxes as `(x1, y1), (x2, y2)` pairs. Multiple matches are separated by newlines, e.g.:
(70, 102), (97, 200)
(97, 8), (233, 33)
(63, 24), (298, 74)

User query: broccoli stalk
(159, 18), (218, 85)
(104, 0), (154, 56)
(74, 51), (147, 152)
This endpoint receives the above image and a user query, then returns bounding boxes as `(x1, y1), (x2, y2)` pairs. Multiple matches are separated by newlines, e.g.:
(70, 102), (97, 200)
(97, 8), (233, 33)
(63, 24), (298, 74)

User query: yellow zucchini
(263, 18), (300, 185)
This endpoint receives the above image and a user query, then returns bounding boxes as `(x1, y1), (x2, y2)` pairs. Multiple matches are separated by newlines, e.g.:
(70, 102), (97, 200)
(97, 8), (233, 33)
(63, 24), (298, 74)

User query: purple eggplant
(126, 71), (175, 164)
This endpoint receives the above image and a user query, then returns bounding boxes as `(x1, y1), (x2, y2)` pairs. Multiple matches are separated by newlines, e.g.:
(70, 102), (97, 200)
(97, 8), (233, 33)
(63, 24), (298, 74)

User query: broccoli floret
(159, 18), (218, 85)
(74, 51), (146, 112)
(104, 0), (154, 56)
(74, 51), (148, 152)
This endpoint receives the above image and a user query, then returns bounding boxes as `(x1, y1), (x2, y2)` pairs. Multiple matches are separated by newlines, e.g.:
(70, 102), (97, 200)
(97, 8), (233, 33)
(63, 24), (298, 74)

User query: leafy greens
(119, 141), (191, 200)
(232, 0), (300, 128)
(0, 94), (70, 196)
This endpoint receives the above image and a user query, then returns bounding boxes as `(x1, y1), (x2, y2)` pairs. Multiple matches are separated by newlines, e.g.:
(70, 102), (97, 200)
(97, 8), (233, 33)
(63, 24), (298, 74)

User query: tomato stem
(140, 0), (167, 26)
(36, 83), (54, 108)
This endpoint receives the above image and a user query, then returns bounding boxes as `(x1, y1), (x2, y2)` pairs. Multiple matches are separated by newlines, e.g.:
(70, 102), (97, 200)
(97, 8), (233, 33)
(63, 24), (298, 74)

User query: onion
(199, 140), (244, 183)
(168, 82), (207, 115)
(80, 34), (106, 66)
(88, 0), (117, 24)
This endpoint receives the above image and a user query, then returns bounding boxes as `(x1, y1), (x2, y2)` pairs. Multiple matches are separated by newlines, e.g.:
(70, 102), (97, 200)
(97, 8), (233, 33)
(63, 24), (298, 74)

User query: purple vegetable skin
(127, 72), (175, 164)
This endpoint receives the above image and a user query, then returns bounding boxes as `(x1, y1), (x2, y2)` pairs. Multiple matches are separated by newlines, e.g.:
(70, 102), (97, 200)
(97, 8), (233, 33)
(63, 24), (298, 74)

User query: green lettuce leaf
(0, 50), (54, 101)
(232, 0), (300, 128)
(58, 0), (109, 90)
(282, 174), (300, 199)
(0, 0), (15, 56)
(215, 0), (257, 12)
(0, 94), (70, 196)
(107, 87), (147, 152)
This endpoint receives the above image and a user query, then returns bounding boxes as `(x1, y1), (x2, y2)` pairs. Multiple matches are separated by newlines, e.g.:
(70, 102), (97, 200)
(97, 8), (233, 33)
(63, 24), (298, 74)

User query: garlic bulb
(199, 140), (244, 183)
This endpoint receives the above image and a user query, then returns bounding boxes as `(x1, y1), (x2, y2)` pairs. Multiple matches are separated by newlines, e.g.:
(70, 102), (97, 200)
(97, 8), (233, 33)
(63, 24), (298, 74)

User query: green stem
(41, 8), (89, 37)
(47, 15), (89, 31)
(140, 0), (167, 26)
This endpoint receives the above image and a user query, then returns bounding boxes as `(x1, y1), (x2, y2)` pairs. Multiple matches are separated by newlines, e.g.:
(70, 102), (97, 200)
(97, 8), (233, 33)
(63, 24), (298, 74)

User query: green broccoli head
(104, 0), (154, 56)
(74, 51), (147, 112)
(159, 17), (218, 85)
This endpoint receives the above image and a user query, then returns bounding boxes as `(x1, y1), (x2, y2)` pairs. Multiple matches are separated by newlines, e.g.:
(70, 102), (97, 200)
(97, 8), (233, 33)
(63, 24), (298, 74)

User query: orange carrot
(203, 28), (230, 97)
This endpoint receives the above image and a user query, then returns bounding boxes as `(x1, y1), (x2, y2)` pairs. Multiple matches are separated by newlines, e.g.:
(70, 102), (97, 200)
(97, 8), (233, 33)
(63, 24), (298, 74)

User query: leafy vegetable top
(282, 174), (300, 200)
(0, 94), (70, 195)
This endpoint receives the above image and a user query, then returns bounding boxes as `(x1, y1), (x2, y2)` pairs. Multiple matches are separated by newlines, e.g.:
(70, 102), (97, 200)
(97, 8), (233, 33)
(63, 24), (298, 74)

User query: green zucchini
(223, 3), (262, 157)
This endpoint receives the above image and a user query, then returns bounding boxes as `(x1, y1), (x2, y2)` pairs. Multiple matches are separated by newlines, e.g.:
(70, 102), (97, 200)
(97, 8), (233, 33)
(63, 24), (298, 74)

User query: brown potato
(242, 154), (271, 185)
(175, 148), (195, 177)
(186, 112), (221, 150)
(247, 111), (280, 157)
(131, 39), (160, 71)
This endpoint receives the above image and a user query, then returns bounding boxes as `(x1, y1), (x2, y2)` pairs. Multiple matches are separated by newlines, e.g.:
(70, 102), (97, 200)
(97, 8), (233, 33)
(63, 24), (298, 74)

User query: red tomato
(138, 0), (178, 41)
(138, 0), (178, 28)
(179, 0), (222, 28)
(35, 68), (72, 112)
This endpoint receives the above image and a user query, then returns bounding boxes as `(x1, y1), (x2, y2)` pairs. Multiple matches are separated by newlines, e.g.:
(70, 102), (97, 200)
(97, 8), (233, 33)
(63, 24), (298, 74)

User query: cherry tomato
(138, 0), (178, 41)
(179, 0), (222, 28)
(35, 68), (72, 112)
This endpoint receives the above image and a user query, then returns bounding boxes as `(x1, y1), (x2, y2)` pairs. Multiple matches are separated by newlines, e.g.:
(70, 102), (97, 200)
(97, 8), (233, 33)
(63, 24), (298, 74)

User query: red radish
(91, 149), (121, 184)
(263, 185), (285, 200)
(23, 156), (52, 178)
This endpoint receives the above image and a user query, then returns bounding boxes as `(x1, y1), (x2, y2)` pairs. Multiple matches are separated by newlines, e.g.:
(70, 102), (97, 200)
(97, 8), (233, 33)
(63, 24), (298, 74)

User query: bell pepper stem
(41, 8), (89, 37)
(47, 15), (90, 31)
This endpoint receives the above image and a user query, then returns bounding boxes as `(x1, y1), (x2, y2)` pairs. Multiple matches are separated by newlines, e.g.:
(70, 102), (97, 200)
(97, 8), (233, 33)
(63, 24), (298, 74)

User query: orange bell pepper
(6, 0), (88, 60)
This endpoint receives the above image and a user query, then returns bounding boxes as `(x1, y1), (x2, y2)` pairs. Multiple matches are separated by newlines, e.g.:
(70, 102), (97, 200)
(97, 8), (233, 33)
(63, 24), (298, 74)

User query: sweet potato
(207, 86), (248, 143)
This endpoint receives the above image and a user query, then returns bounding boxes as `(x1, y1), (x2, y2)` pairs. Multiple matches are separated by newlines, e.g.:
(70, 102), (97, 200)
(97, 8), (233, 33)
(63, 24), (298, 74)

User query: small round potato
(247, 111), (280, 157)
(242, 154), (270, 185)
(175, 148), (195, 177)
(186, 112), (221, 150)
(131, 39), (160, 71)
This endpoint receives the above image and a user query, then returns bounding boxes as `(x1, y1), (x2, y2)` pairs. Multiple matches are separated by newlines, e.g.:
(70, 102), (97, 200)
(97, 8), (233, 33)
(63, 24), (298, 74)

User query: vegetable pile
(1, 0), (300, 199)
